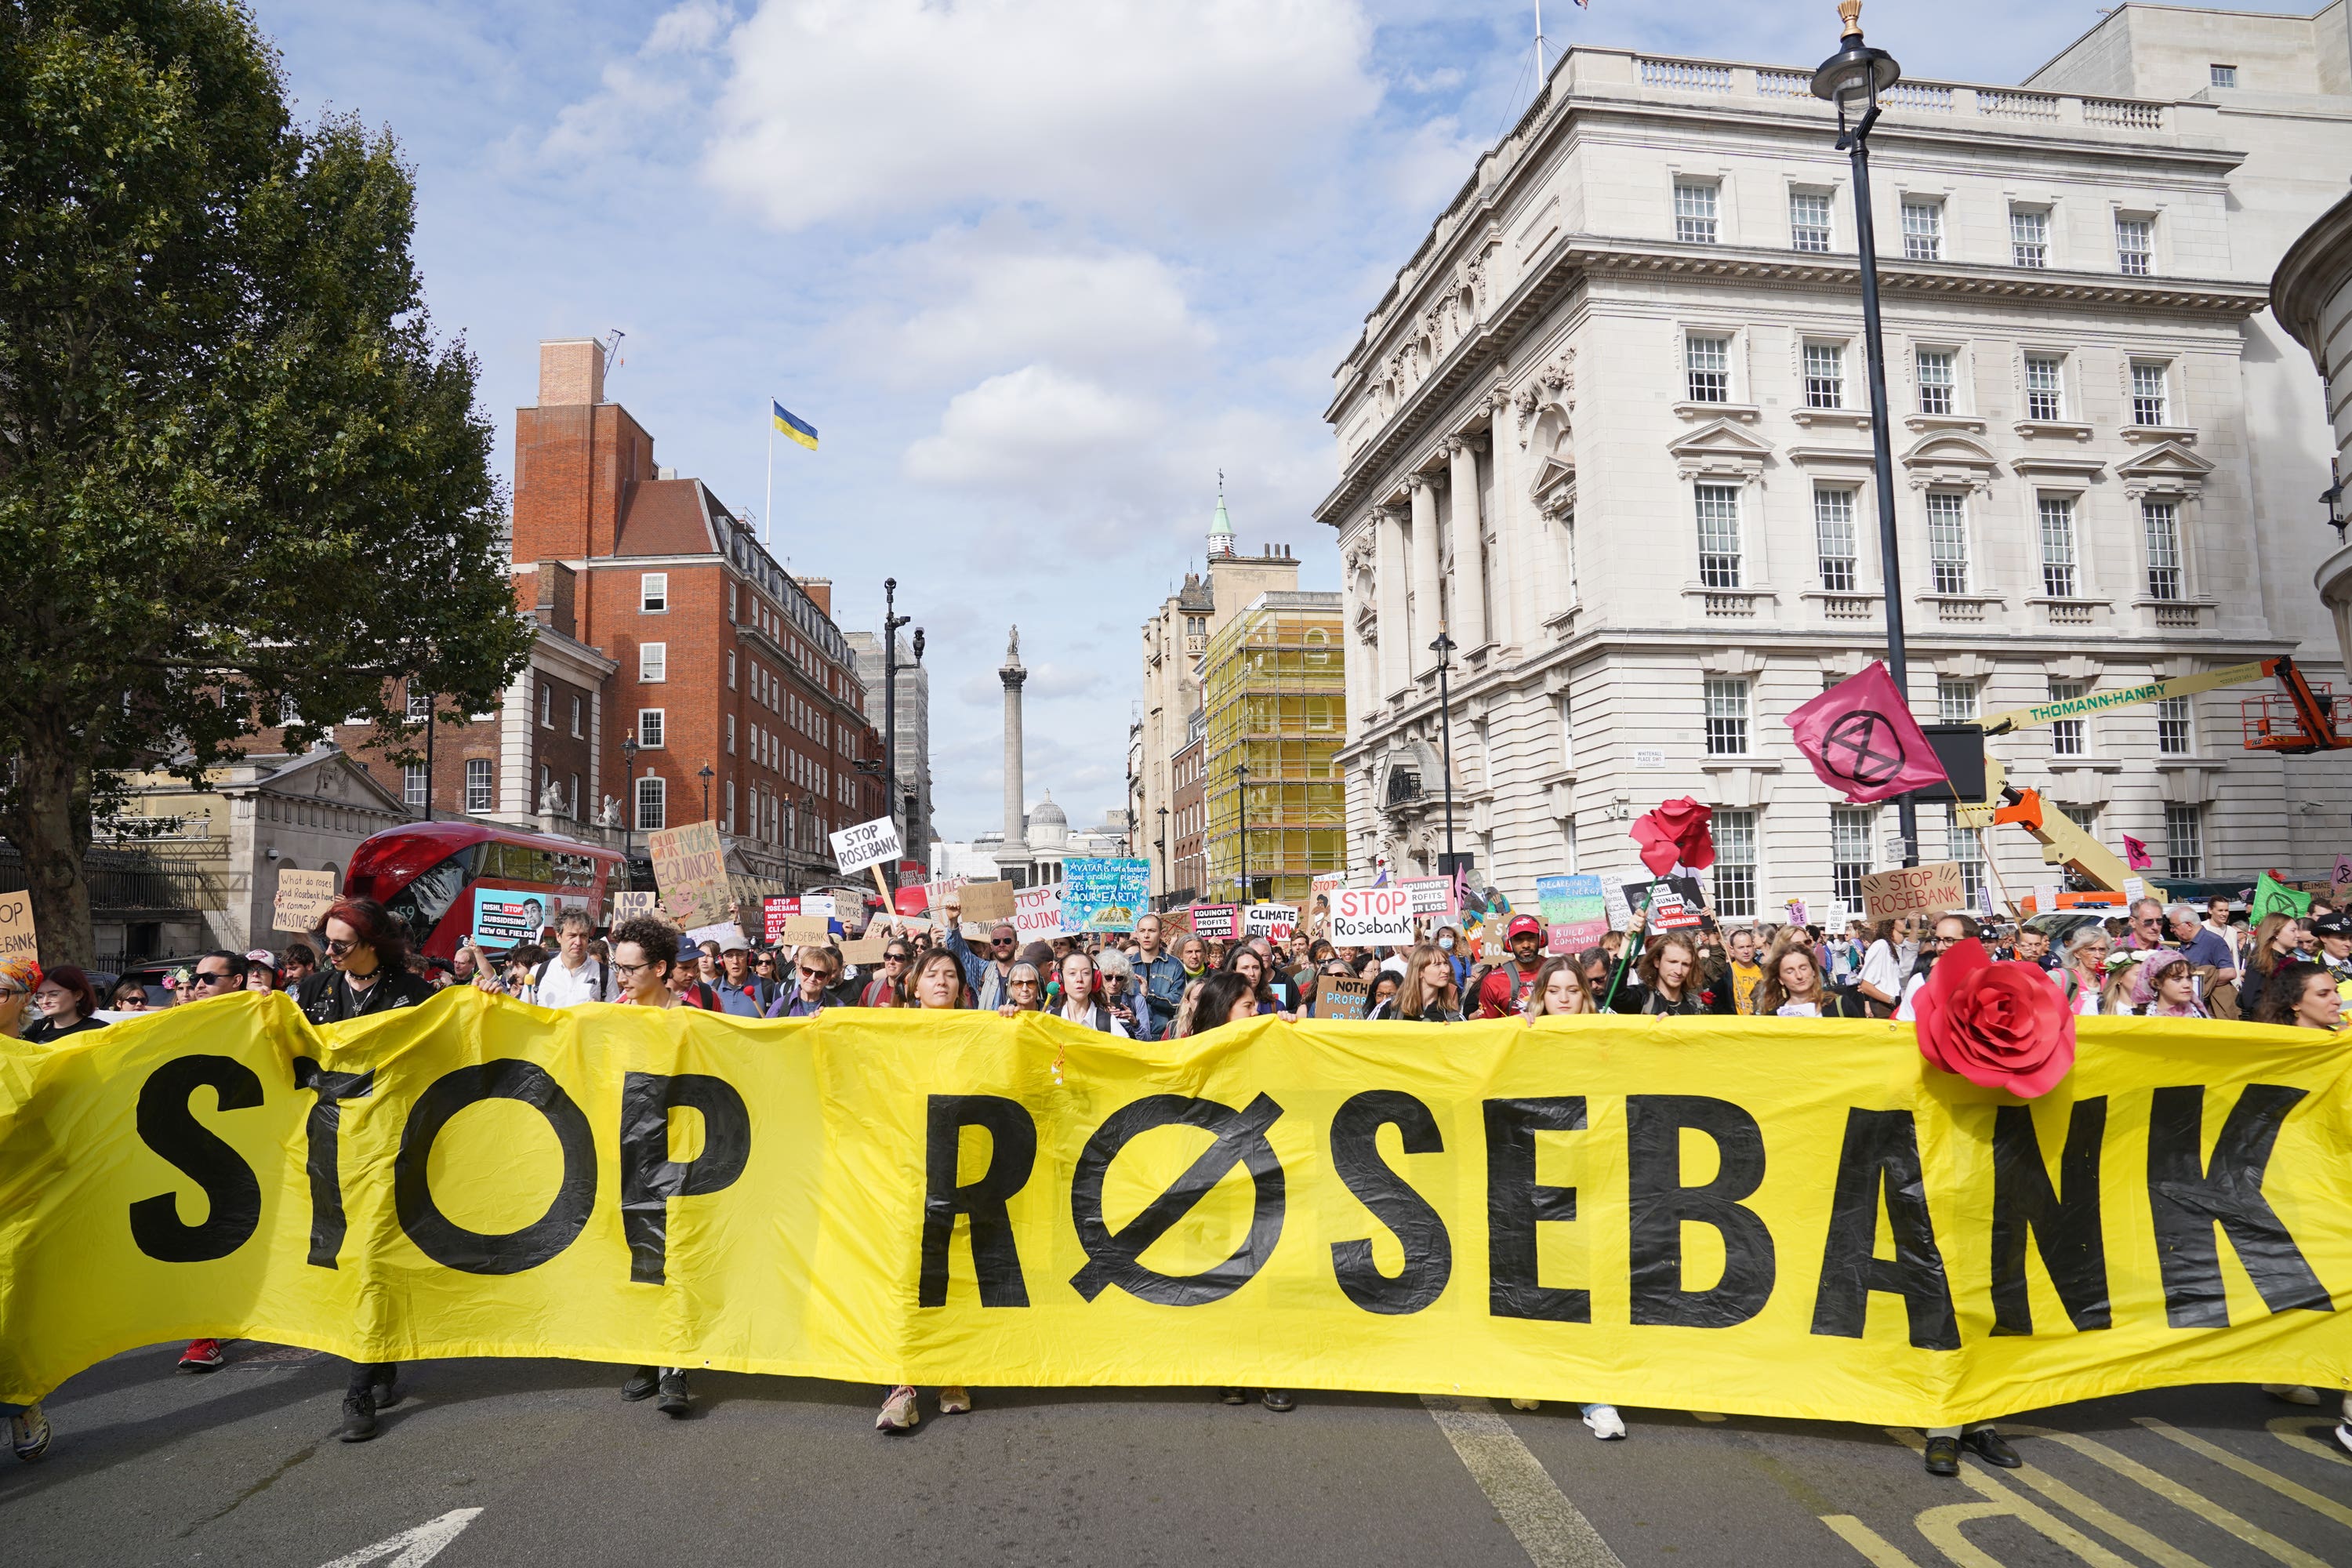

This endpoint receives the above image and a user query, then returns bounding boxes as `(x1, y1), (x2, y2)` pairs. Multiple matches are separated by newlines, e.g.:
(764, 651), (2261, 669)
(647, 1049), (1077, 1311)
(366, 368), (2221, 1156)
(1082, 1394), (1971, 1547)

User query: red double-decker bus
(342, 822), (624, 960)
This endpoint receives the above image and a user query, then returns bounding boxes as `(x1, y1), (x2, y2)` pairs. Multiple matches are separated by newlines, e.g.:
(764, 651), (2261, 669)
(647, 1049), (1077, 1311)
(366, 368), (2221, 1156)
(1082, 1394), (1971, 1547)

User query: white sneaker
(2335, 1419), (2352, 1457)
(1509, 1398), (1541, 1411)
(9, 1403), (49, 1463)
(938, 1385), (971, 1415)
(876, 1386), (919, 1432)
(2263, 1383), (2322, 1406)
(1581, 1403), (1626, 1440)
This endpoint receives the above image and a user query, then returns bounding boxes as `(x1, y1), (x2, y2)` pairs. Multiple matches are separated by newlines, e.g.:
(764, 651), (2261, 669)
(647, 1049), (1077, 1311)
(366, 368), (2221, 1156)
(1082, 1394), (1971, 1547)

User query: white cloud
(880, 232), (1210, 385)
(539, 1), (728, 159)
(699, 0), (1381, 230)
(903, 365), (1158, 491)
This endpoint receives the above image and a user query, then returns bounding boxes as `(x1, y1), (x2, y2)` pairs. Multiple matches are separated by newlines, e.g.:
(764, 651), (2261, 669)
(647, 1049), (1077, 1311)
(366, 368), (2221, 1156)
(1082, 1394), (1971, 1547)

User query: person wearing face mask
(1432, 925), (1475, 991)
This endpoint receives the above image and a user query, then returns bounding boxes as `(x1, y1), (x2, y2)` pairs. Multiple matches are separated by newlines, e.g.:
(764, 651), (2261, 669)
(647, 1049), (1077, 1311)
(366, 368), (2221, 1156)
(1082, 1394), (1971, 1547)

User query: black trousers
(347, 1360), (397, 1399)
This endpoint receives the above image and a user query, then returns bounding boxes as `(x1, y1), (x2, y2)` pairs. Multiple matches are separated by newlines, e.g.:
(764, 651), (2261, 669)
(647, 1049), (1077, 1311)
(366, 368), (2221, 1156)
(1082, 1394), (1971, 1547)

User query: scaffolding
(1200, 594), (1347, 906)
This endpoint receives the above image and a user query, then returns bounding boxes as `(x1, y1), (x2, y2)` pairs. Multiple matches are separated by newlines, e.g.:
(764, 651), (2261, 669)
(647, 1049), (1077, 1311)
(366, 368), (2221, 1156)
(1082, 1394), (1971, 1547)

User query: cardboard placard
(647, 822), (730, 929)
(1188, 903), (1238, 940)
(959, 880), (1016, 924)
(1399, 875), (1457, 921)
(1243, 903), (1299, 941)
(780, 916), (832, 946)
(1536, 874), (1608, 956)
(1330, 887), (1414, 945)
(830, 815), (903, 876)
(1014, 884), (1064, 941)
(610, 890), (656, 923)
(271, 869), (338, 935)
(685, 922), (751, 953)
(0, 890), (34, 967)
(1860, 861), (1969, 922)
(471, 887), (553, 949)
(839, 937), (888, 966)
(760, 896), (800, 942)
(1314, 978), (1370, 1021)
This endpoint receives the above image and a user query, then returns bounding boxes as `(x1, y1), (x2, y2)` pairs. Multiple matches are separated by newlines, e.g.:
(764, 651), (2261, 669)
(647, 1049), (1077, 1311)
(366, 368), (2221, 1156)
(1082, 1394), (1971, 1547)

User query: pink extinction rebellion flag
(2122, 835), (2155, 871)
(1787, 661), (1950, 805)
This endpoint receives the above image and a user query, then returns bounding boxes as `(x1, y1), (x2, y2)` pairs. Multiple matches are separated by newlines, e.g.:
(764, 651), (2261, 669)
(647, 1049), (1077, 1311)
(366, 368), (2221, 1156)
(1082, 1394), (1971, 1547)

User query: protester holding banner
(1368, 945), (1464, 1022)
(2132, 950), (2210, 1019)
(1050, 950), (1128, 1036)
(1612, 933), (1729, 1016)
(858, 938), (913, 1007)
(1519, 956), (1597, 1018)
(532, 910), (612, 1007)
(880, 951), (975, 1432)
(20, 967), (106, 1044)
(608, 916), (702, 1421)
(1094, 949), (1142, 1035)
(2050, 924), (2115, 1016)
(766, 946), (838, 1019)
(2255, 960), (2343, 1029)
(1752, 938), (1871, 1018)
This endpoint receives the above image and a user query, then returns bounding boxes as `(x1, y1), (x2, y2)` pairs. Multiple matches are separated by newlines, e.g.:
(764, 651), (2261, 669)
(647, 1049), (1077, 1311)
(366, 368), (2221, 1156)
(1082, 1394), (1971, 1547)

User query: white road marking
(316, 1508), (483, 1568)
(1422, 1395), (1626, 1568)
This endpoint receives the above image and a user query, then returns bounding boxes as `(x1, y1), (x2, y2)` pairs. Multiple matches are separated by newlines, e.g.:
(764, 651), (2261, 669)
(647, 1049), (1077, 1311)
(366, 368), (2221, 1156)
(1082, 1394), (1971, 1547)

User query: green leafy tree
(0, 0), (531, 964)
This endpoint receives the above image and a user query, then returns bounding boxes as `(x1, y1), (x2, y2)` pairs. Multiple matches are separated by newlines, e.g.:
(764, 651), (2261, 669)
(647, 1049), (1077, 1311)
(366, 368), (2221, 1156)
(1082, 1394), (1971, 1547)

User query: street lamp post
(697, 762), (713, 823)
(1813, 1), (1919, 868)
(620, 735), (640, 886)
(1234, 761), (1251, 905)
(1430, 630), (1457, 877)
(880, 578), (913, 845)
(1156, 804), (1170, 909)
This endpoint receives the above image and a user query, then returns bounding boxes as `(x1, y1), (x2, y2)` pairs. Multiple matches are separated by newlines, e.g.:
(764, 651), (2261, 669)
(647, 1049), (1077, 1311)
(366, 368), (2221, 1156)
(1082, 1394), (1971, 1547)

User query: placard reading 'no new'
(829, 815), (903, 876)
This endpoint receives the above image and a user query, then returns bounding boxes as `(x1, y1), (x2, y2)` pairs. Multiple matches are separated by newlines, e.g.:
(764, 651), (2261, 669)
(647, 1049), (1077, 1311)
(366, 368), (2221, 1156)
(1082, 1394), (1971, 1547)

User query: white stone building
(1320, 6), (2352, 919)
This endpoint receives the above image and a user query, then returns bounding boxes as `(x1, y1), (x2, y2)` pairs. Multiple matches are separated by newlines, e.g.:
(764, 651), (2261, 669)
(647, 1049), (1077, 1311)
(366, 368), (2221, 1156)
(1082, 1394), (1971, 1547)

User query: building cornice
(1316, 236), (2267, 528)
(2272, 189), (2352, 361)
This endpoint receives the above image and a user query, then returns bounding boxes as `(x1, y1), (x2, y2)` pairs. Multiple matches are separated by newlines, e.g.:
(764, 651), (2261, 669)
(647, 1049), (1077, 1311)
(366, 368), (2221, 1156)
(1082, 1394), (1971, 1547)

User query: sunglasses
(885, 951), (910, 963)
(797, 967), (830, 981)
(322, 938), (358, 955)
(992, 938), (1016, 948)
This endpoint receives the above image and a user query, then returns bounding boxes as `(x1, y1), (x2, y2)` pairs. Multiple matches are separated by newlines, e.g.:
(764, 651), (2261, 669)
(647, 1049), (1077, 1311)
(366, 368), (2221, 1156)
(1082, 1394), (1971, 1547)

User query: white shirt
(534, 953), (608, 1008)
(1895, 971), (1929, 1022)
(1860, 940), (1905, 1002)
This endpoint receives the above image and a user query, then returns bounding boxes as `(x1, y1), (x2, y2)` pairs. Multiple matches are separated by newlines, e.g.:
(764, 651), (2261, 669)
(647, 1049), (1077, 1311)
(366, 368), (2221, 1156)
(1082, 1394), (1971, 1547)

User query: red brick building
(508, 339), (884, 884)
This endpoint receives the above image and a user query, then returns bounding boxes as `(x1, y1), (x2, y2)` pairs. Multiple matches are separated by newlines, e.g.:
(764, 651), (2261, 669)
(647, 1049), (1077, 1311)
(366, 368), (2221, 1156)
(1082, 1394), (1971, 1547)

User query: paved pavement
(6, 1341), (2350, 1567)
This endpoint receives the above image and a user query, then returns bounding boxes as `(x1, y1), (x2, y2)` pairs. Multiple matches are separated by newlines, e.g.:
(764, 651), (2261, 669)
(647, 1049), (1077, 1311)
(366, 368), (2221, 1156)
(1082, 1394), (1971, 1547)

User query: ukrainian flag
(772, 399), (818, 452)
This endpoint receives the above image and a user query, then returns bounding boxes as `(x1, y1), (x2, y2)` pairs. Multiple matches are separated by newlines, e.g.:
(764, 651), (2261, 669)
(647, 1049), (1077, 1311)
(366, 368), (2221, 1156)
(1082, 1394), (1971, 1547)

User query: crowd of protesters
(1, 882), (2343, 1472)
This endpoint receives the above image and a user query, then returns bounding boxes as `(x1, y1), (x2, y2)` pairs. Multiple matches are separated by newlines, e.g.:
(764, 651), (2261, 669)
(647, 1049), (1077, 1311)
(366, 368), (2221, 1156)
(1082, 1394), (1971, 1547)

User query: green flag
(2252, 872), (2312, 920)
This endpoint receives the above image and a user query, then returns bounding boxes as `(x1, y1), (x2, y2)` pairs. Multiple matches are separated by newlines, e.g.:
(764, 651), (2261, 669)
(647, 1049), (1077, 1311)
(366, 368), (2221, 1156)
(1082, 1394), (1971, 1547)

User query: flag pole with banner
(767, 399), (819, 548)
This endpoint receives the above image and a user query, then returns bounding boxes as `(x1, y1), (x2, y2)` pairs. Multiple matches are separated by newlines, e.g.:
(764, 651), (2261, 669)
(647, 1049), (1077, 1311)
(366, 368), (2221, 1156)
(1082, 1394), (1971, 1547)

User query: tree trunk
(12, 735), (95, 970)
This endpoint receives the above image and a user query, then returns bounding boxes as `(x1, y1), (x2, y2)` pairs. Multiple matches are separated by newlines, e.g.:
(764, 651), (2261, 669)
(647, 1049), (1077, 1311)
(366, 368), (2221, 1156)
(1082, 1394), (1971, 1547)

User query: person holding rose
(1610, 933), (1730, 1016)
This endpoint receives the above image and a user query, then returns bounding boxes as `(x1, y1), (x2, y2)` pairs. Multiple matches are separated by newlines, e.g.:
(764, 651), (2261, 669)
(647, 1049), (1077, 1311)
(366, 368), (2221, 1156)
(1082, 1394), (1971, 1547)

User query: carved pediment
(1668, 419), (1774, 481)
(1900, 431), (2000, 492)
(2114, 441), (2213, 498)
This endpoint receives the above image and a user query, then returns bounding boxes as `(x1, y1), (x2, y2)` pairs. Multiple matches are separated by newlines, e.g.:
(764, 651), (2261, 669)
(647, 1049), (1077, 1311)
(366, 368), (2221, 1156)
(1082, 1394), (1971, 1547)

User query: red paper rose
(1911, 938), (2076, 1099)
(1632, 797), (1715, 877)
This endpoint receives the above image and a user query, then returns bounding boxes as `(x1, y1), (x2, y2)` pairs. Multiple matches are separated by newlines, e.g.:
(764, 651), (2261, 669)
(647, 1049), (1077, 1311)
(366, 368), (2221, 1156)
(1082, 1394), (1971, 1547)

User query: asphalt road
(5, 1342), (2350, 1568)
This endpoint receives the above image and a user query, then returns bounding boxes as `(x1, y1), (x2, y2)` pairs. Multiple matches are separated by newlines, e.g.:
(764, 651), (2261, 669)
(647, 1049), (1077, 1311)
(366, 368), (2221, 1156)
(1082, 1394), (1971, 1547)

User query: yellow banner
(3, 989), (2349, 1424)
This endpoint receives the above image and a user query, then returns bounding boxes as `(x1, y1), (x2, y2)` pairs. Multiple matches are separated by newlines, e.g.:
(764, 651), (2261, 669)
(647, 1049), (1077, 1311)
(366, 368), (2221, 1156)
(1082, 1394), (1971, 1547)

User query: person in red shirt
(1475, 914), (1548, 1018)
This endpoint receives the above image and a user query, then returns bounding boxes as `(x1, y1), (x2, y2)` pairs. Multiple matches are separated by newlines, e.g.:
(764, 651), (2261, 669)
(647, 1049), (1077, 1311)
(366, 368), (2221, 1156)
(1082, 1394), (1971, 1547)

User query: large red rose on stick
(1911, 938), (2076, 1099)
(1632, 797), (1715, 877)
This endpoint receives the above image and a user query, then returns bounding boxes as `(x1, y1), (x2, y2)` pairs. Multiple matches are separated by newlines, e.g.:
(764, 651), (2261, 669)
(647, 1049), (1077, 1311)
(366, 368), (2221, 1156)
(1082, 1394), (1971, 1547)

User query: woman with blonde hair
(2101, 956), (2143, 1018)
(1369, 943), (1465, 1022)
(1752, 938), (1871, 1018)
(1520, 956), (1596, 1018)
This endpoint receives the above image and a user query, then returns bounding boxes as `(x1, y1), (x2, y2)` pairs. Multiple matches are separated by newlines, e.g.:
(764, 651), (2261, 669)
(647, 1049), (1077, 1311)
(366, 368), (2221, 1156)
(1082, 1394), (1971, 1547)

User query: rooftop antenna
(1534, 0), (1549, 80)
(599, 328), (626, 375)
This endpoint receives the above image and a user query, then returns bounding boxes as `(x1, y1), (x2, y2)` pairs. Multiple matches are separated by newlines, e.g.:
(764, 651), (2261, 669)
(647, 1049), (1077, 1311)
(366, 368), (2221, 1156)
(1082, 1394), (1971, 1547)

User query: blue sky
(249, 0), (2313, 840)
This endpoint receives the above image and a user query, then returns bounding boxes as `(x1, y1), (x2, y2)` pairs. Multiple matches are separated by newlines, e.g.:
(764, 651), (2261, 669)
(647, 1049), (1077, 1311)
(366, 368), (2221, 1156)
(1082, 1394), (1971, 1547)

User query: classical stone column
(1374, 505), (1408, 702)
(1000, 628), (1029, 851)
(1448, 435), (1488, 651)
(1409, 471), (1442, 676)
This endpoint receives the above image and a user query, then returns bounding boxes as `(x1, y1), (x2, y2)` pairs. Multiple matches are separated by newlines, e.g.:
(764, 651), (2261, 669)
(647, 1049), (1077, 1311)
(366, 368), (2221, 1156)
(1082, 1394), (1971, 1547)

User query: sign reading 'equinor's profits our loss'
(1330, 887), (1414, 946)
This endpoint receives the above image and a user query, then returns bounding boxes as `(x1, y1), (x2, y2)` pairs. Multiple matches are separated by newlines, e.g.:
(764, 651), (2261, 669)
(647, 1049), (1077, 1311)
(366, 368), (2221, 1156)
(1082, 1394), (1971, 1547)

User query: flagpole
(764, 404), (775, 549)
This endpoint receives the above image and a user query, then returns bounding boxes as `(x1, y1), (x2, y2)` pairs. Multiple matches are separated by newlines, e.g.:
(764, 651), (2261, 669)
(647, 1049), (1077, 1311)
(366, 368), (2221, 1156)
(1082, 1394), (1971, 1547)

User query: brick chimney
(799, 575), (833, 616)
(539, 339), (604, 407)
(512, 336), (654, 570)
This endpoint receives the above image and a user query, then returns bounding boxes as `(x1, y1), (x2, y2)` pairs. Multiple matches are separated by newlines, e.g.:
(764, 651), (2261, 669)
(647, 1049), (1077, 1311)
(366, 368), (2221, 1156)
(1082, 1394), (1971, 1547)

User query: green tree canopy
(0, 0), (531, 963)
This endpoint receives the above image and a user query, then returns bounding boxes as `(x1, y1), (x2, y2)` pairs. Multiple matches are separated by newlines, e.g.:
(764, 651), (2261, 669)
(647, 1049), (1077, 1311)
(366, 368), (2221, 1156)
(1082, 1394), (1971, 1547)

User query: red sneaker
(177, 1339), (223, 1372)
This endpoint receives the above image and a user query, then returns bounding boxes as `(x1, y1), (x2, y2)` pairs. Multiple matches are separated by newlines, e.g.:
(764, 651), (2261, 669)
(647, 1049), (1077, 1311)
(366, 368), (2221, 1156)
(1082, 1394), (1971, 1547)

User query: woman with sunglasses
(111, 977), (151, 1013)
(877, 951), (976, 1432)
(859, 939), (913, 1006)
(767, 946), (839, 1018)
(995, 960), (1046, 1016)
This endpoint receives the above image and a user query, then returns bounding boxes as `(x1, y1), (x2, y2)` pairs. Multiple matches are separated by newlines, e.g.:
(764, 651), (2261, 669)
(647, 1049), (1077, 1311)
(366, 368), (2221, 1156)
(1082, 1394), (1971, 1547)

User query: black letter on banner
(292, 1057), (375, 1269)
(1810, 1109), (1959, 1350)
(2147, 1084), (2332, 1327)
(1626, 1094), (1775, 1328)
(394, 1061), (595, 1276)
(129, 1055), (265, 1263)
(1069, 1094), (1285, 1306)
(1990, 1098), (2111, 1335)
(1485, 1098), (1588, 1323)
(920, 1094), (1036, 1308)
(1329, 1091), (1452, 1315)
(620, 1073), (751, 1287)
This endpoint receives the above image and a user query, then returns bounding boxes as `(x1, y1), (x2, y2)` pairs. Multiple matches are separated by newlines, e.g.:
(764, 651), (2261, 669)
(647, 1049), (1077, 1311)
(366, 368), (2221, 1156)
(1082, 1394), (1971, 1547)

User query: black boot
(657, 1368), (691, 1418)
(1923, 1436), (1960, 1476)
(338, 1393), (379, 1443)
(1261, 1390), (1296, 1413)
(621, 1366), (659, 1402)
